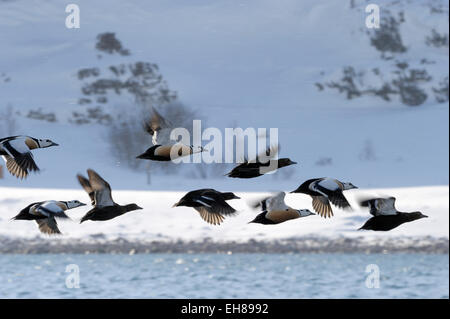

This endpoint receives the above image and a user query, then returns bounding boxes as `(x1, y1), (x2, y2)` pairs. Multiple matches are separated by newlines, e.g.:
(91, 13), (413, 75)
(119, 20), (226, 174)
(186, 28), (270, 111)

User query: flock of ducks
(1, 108), (428, 235)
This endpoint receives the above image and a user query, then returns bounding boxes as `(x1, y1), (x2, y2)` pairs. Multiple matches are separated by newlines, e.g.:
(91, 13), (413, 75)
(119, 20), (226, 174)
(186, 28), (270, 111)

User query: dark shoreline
(0, 236), (448, 254)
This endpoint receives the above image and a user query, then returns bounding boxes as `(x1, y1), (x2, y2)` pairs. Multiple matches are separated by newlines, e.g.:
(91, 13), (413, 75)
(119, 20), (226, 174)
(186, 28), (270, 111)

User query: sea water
(0, 253), (448, 298)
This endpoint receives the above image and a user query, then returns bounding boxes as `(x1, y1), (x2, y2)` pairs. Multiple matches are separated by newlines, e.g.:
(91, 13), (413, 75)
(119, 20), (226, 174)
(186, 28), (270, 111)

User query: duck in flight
(249, 192), (315, 224)
(136, 108), (204, 161)
(77, 169), (142, 223)
(226, 145), (297, 178)
(291, 178), (357, 218)
(358, 196), (428, 231)
(0, 136), (58, 179)
(173, 189), (240, 225)
(12, 200), (85, 235)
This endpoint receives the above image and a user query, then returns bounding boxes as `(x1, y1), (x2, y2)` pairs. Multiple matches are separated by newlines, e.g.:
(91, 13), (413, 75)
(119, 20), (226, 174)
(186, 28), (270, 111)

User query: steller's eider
(0, 135), (58, 179)
(226, 145), (297, 178)
(249, 191), (314, 224)
(77, 169), (142, 223)
(291, 177), (357, 218)
(173, 189), (240, 225)
(13, 200), (85, 235)
(358, 196), (428, 231)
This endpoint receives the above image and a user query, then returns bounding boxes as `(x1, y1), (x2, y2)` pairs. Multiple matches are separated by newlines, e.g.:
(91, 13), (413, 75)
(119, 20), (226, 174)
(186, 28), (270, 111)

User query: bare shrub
(26, 108), (57, 122)
(319, 62), (432, 106)
(69, 106), (112, 125)
(95, 32), (130, 56)
(426, 29), (449, 48)
(369, 13), (407, 58)
(433, 77), (449, 103)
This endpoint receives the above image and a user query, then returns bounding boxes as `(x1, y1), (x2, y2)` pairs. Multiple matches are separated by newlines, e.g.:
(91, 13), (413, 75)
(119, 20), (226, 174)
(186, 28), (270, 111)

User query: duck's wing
(1, 138), (39, 179)
(0, 136), (20, 144)
(194, 207), (226, 225)
(2, 155), (29, 179)
(191, 190), (238, 224)
(327, 191), (352, 210)
(144, 107), (172, 144)
(314, 178), (340, 192)
(36, 217), (61, 235)
(77, 174), (95, 205)
(35, 201), (70, 219)
(255, 145), (279, 163)
(360, 197), (397, 216)
(312, 196), (333, 218)
(313, 179), (352, 210)
(248, 195), (272, 211)
(87, 169), (115, 207)
(266, 192), (288, 211)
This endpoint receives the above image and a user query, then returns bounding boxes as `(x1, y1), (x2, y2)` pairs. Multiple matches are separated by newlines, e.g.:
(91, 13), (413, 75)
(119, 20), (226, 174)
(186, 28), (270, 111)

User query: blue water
(0, 254), (448, 298)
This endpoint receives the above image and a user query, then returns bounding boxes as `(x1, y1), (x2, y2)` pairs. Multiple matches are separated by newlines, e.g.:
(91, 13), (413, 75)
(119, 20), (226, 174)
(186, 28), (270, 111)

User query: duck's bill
(172, 202), (179, 208)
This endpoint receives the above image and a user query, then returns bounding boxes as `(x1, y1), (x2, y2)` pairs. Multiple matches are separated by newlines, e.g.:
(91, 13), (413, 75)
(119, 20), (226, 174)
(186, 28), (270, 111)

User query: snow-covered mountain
(0, 0), (448, 191)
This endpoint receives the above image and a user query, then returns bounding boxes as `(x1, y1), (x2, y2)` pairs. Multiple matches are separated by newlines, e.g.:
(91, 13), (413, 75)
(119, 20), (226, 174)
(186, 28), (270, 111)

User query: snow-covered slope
(0, 1), (448, 191)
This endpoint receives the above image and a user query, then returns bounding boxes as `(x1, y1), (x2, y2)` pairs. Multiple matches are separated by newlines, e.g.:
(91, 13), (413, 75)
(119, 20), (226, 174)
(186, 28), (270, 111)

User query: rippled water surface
(0, 254), (448, 298)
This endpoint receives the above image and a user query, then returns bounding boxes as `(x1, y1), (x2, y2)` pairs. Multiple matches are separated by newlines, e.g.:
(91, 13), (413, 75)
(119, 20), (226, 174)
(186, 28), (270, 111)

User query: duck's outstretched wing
(36, 217), (61, 235)
(359, 197), (397, 216)
(1, 145), (39, 179)
(35, 201), (70, 219)
(194, 207), (226, 225)
(144, 107), (172, 145)
(192, 190), (238, 225)
(312, 196), (333, 218)
(77, 174), (95, 205)
(266, 192), (288, 211)
(313, 180), (352, 210)
(87, 169), (114, 207)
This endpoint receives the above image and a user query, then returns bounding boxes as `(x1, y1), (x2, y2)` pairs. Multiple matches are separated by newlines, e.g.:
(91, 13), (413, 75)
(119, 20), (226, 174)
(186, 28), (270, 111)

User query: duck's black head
(248, 212), (276, 225)
(278, 158), (297, 168)
(408, 211), (428, 220)
(125, 203), (143, 212)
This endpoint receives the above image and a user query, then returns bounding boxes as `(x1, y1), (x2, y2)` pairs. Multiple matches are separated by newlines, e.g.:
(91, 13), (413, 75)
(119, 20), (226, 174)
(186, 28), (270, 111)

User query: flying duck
(77, 169), (143, 223)
(290, 178), (357, 218)
(226, 145), (297, 178)
(0, 136), (58, 179)
(173, 189), (240, 225)
(136, 143), (205, 162)
(13, 200), (85, 235)
(358, 196), (428, 231)
(136, 107), (204, 161)
(249, 192), (315, 224)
